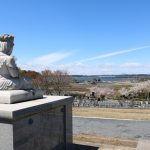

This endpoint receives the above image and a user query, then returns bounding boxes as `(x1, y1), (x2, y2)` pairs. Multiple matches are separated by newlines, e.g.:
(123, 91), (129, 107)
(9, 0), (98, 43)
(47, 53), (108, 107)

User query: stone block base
(0, 96), (73, 150)
(0, 90), (43, 104)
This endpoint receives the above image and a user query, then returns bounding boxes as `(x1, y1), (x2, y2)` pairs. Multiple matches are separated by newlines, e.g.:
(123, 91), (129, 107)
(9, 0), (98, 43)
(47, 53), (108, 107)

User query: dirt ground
(73, 134), (137, 150)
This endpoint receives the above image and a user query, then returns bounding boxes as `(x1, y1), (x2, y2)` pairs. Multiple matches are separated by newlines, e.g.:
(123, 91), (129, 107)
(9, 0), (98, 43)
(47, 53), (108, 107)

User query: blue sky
(0, 0), (150, 75)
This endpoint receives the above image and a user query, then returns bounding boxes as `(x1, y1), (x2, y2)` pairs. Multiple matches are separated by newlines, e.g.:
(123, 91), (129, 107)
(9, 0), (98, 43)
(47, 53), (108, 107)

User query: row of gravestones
(72, 99), (150, 108)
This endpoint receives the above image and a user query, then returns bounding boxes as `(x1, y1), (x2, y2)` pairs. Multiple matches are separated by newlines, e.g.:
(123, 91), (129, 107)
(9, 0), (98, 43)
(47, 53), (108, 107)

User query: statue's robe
(0, 52), (32, 90)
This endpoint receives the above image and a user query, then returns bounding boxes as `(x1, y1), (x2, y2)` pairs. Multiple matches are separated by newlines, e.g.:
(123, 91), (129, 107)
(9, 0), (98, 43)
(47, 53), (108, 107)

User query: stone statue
(0, 34), (32, 90)
(0, 34), (43, 103)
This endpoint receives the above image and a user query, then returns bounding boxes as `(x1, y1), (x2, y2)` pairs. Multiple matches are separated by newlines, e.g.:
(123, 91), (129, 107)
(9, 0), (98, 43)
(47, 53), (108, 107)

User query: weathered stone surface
(0, 123), (13, 150)
(0, 34), (43, 103)
(0, 90), (43, 104)
(0, 96), (73, 150)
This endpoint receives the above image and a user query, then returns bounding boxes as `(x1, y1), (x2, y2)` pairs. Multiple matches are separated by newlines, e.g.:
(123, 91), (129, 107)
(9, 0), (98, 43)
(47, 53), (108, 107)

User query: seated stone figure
(0, 34), (43, 103)
(0, 34), (32, 90)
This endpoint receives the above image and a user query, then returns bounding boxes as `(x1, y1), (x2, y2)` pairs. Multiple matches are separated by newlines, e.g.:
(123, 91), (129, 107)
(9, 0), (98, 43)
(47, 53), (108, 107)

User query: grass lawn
(73, 107), (150, 120)
(73, 134), (137, 149)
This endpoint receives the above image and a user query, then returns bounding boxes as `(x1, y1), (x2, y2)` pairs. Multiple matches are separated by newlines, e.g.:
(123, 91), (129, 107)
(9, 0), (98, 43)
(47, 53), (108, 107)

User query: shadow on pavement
(72, 144), (99, 150)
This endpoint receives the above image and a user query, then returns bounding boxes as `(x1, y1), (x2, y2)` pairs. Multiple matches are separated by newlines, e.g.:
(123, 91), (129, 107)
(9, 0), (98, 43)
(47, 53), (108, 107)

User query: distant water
(99, 76), (130, 82)
(73, 76), (126, 82)
(72, 75), (150, 82)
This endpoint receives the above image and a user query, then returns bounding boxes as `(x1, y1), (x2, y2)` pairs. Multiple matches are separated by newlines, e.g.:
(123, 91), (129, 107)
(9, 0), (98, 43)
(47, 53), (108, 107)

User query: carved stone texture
(0, 34), (43, 103)
(0, 96), (73, 150)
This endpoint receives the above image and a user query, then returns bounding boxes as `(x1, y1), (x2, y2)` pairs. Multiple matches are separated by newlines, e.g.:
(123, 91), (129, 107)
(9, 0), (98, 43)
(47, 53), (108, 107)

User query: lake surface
(72, 75), (150, 83)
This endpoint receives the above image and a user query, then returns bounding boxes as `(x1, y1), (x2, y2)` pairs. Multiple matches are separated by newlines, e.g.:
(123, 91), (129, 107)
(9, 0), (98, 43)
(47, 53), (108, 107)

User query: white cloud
(79, 46), (150, 62)
(19, 61), (150, 75)
(120, 63), (150, 69)
(18, 51), (73, 71)
(18, 46), (150, 75)
(27, 51), (72, 66)
(120, 62), (143, 68)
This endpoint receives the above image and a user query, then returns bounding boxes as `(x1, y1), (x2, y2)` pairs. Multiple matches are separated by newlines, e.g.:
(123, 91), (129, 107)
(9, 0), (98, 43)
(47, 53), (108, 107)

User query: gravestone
(0, 34), (73, 150)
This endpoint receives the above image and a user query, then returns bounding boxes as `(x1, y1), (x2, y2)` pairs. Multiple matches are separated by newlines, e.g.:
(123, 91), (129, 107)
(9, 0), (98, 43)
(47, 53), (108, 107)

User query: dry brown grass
(73, 134), (137, 148)
(67, 83), (90, 92)
(73, 107), (150, 120)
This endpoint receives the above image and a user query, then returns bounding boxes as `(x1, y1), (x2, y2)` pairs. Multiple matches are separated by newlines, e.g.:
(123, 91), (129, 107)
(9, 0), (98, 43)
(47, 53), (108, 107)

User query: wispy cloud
(18, 46), (150, 75)
(79, 46), (150, 62)
(57, 62), (150, 75)
(19, 61), (150, 75)
(27, 51), (72, 66)
(120, 62), (142, 68)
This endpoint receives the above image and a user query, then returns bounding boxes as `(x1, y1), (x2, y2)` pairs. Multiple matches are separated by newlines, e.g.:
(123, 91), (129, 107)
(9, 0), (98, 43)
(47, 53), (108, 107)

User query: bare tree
(39, 70), (53, 95)
(51, 70), (72, 95)
(40, 70), (72, 95)
(20, 69), (72, 95)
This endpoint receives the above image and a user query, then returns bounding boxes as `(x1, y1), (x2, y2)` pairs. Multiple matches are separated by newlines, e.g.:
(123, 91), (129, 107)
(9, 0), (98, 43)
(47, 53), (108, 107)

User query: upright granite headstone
(0, 34), (73, 150)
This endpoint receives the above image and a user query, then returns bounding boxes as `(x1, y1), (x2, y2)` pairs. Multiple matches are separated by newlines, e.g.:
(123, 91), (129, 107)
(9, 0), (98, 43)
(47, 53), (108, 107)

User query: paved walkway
(73, 117), (150, 140)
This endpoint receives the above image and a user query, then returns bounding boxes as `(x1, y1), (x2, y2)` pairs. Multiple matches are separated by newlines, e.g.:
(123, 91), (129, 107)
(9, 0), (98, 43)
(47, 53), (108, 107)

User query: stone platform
(0, 96), (73, 150)
(0, 90), (43, 104)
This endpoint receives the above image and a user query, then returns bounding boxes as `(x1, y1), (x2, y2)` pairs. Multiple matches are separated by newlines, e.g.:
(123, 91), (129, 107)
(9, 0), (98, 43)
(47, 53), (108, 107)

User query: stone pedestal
(0, 90), (43, 104)
(0, 96), (73, 150)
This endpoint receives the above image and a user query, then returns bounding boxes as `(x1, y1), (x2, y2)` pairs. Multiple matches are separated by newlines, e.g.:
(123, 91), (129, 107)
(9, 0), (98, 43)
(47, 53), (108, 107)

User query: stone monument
(0, 34), (73, 150)
(0, 34), (43, 103)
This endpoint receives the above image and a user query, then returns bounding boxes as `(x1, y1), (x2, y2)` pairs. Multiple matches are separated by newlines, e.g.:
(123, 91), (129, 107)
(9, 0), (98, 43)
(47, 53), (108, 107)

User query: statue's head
(0, 34), (14, 55)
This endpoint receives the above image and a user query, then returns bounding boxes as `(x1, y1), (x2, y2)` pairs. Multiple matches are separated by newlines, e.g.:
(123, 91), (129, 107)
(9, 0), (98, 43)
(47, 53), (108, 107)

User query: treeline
(20, 69), (72, 96)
